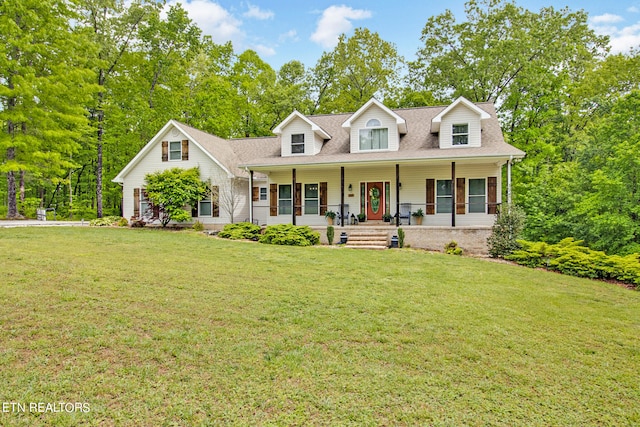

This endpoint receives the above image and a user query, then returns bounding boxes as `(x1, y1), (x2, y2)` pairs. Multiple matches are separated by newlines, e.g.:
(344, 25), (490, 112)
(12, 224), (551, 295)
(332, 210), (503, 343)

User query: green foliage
(444, 241), (463, 255)
(18, 198), (41, 219)
(89, 216), (123, 227)
(487, 205), (526, 258)
(218, 222), (262, 240)
(259, 224), (320, 246)
(144, 167), (209, 227)
(398, 228), (405, 248)
(192, 220), (204, 232)
(506, 238), (640, 287)
(326, 225), (335, 245)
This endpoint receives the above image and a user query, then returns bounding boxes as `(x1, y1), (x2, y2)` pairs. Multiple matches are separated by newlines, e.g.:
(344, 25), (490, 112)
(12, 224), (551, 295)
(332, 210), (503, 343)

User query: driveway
(0, 220), (89, 228)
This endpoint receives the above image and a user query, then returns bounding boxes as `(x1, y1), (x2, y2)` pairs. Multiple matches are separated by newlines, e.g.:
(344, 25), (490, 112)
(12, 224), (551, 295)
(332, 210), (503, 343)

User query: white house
(113, 97), (525, 251)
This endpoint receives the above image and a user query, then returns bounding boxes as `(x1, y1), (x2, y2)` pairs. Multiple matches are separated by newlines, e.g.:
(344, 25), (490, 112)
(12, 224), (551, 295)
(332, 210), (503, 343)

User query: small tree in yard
(487, 205), (526, 258)
(144, 168), (209, 227)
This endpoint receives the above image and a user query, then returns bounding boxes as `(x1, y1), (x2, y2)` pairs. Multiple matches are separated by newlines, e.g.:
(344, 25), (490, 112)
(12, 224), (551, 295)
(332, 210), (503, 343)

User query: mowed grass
(0, 227), (639, 426)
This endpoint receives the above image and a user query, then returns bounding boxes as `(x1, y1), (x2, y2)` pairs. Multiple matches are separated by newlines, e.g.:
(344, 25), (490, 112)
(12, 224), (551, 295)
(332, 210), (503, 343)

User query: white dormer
(342, 98), (407, 153)
(432, 97), (491, 149)
(273, 111), (330, 157)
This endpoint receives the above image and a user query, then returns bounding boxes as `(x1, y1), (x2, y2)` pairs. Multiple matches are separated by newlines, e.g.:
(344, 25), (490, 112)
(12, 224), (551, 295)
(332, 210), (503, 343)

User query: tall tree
(0, 0), (96, 218)
(311, 28), (404, 114)
(78, 0), (158, 217)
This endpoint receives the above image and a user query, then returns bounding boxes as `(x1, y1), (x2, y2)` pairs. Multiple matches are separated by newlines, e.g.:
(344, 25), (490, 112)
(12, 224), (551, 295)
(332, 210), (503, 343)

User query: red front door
(366, 182), (384, 220)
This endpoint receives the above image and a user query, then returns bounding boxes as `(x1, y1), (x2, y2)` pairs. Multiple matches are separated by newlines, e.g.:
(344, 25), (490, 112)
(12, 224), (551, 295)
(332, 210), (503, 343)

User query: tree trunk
(6, 147), (18, 219)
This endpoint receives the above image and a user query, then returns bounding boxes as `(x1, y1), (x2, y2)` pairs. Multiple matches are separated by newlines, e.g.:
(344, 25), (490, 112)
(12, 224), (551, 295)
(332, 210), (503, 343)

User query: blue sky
(163, 1), (640, 69)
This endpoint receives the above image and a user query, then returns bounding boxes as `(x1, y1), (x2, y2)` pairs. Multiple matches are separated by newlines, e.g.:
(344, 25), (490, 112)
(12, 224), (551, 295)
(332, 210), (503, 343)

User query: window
(169, 141), (182, 160)
(359, 118), (388, 150)
(260, 187), (267, 201)
(279, 185), (292, 215)
(304, 184), (319, 215)
(291, 133), (305, 154)
(436, 180), (452, 213)
(452, 124), (469, 145)
(140, 190), (150, 217)
(468, 179), (486, 213)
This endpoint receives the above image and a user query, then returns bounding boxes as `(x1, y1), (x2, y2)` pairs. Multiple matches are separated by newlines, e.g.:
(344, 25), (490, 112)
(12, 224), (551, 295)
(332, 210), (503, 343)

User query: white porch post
(507, 156), (513, 212)
(248, 170), (254, 224)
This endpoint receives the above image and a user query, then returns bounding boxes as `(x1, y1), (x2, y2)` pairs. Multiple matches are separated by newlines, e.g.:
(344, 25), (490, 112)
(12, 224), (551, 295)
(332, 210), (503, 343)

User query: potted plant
(325, 210), (336, 225)
(382, 213), (392, 222)
(357, 212), (366, 223)
(412, 208), (424, 225)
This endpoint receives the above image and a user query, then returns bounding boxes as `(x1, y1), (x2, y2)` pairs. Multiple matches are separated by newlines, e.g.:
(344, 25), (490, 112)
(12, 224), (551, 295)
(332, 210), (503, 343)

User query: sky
(162, 0), (640, 70)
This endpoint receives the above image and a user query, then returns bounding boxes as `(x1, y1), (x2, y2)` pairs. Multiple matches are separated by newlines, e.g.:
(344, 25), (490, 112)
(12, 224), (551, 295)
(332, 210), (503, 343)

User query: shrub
(506, 237), (640, 288)
(218, 222), (262, 240)
(192, 220), (205, 232)
(326, 225), (335, 245)
(487, 205), (526, 258)
(117, 217), (129, 227)
(90, 216), (122, 227)
(398, 228), (405, 248)
(444, 241), (463, 255)
(259, 224), (320, 246)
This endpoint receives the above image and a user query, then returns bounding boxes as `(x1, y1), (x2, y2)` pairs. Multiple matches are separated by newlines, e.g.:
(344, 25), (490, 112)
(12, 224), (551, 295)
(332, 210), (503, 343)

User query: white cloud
(243, 4), (274, 20)
(251, 44), (276, 57)
(279, 29), (298, 43)
(590, 16), (640, 53)
(310, 5), (372, 48)
(164, 0), (244, 45)
(628, 6), (640, 13)
(590, 13), (624, 24)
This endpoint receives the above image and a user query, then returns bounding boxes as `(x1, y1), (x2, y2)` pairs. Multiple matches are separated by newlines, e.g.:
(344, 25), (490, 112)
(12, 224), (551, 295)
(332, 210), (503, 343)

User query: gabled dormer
(432, 97), (491, 149)
(342, 98), (407, 153)
(273, 111), (331, 157)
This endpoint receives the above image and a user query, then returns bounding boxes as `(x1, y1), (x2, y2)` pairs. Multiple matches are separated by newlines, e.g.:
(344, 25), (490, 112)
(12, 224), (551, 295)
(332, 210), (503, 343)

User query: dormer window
(291, 133), (305, 154)
(452, 124), (469, 146)
(359, 119), (388, 150)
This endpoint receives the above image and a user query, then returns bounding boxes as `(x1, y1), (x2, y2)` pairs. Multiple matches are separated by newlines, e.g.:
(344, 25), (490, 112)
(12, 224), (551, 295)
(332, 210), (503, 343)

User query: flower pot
(414, 216), (423, 225)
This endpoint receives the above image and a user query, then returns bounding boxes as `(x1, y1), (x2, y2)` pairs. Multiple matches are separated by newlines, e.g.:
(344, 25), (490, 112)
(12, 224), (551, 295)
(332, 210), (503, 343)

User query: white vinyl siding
(439, 104), (482, 148)
(350, 104), (399, 153)
(280, 117), (322, 156)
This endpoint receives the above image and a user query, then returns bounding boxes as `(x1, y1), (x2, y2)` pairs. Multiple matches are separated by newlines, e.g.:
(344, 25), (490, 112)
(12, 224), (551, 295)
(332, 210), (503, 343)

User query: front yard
(0, 227), (638, 425)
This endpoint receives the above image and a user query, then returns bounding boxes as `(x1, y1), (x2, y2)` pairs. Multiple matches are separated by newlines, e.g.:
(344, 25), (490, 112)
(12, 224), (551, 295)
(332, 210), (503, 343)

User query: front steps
(344, 230), (389, 250)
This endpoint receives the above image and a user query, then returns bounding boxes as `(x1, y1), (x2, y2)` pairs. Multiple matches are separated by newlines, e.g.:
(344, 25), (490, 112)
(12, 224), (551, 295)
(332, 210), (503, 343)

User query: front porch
(310, 224), (493, 255)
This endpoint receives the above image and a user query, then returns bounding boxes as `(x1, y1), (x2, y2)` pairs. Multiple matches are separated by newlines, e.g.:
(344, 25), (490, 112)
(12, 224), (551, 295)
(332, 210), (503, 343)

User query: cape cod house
(113, 97), (525, 252)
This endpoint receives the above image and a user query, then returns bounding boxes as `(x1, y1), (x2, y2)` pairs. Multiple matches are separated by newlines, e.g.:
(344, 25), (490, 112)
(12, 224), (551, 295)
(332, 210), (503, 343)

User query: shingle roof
(241, 103), (524, 168)
(173, 102), (524, 173)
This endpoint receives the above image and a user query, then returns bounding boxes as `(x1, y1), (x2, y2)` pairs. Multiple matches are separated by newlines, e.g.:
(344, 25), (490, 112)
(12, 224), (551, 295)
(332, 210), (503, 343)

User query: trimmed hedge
(506, 238), (640, 288)
(218, 222), (262, 240)
(259, 224), (320, 246)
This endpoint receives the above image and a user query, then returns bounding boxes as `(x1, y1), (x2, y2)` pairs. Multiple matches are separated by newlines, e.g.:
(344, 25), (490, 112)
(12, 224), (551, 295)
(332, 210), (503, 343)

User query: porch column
(249, 170), (254, 224)
(507, 156), (513, 212)
(340, 166), (345, 227)
(292, 168), (296, 225)
(395, 163), (400, 227)
(451, 162), (456, 227)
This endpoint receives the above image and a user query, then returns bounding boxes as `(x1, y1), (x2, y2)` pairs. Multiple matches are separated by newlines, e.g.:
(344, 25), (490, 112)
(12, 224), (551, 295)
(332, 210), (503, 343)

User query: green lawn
(1, 227), (639, 426)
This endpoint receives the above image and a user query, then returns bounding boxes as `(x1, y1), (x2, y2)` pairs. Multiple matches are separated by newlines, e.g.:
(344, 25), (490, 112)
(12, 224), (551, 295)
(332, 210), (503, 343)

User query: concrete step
(344, 231), (389, 249)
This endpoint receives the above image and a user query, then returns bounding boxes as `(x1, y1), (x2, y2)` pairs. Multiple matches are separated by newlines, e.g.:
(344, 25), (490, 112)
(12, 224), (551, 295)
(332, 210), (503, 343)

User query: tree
(0, 0), (96, 218)
(310, 28), (404, 113)
(144, 167), (208, 226)
(214, 177), (245, 224)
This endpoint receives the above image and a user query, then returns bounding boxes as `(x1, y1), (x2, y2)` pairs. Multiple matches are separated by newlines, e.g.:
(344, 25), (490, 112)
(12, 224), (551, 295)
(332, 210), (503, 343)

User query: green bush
(444, 241), (463, 255)
(259, 224), (320, 246)
(487, 205), (526, 258)
(90, 216), (123, 227)
(192, 220), (205, 232)
(326, 225), (335, 245)
(218, 222), (262, 240)
(398, 228), (405, 248)
(506, 238), (640, 288)
(117, 217), (129, 227)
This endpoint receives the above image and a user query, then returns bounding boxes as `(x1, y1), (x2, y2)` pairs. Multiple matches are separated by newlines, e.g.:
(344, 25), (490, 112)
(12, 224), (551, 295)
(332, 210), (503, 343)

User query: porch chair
(398, 203), (411, 225)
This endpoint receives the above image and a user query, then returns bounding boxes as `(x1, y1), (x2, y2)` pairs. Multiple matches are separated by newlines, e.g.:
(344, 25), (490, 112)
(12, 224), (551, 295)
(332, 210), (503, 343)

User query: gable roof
(242, 102), (524, 169)
(273, 110), (331, 139)
(342, 98), (407, 134)
(431, 96), (491, 132)
(112, 120), (257, 183)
